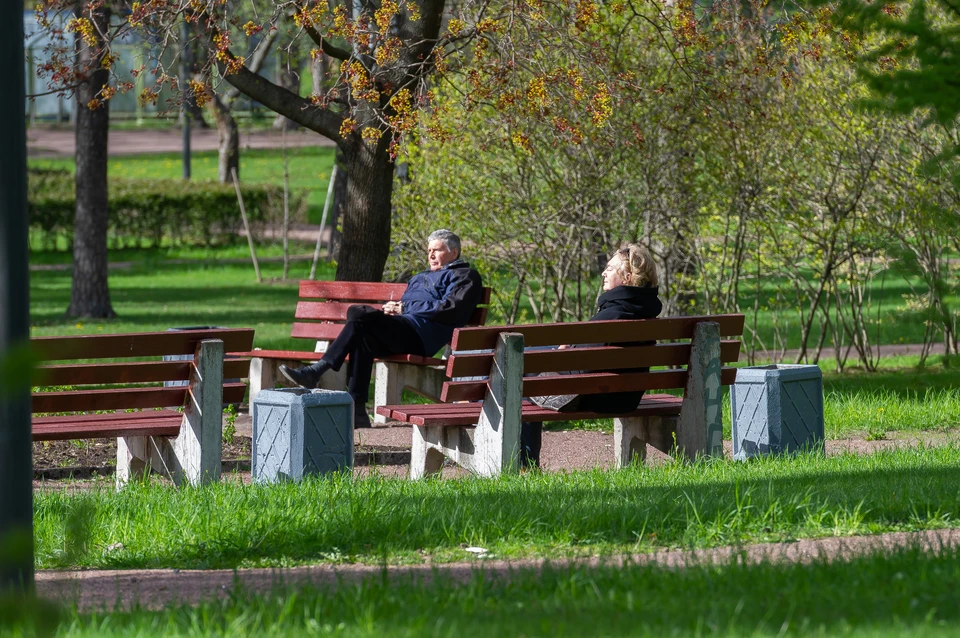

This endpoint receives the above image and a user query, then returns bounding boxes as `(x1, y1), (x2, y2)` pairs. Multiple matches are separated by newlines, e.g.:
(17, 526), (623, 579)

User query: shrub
(27, 168), (304, 249)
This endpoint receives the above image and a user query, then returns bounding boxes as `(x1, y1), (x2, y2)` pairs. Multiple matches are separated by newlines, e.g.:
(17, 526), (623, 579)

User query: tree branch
(224, 29), (279, 104)
(220, 54), (344, 145)
(304, 24), (351, 61)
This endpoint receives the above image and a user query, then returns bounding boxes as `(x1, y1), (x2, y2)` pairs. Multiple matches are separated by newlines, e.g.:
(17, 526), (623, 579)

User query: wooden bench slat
(440, 367), (738, 402)
(446, 341), (742, 377)
(35, 358), (250, 386)
(31, 329), (256, 362)
(293, 305), (489, 330)
(32, 411), (183, 441)
(232, 350), (444, 366)
(299, 281), (407, 301)
(376, 394), (685, 427)
(33, 382), (247, 413)
(451, 315), (745, 351)
(290, 322), (347, 341)
(31, 410), (180, 425)
(299, 281), (493, 305)
(33, 387), (189, 413)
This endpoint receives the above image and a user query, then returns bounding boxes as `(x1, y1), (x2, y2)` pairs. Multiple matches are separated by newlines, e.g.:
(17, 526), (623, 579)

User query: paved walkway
(27, 126), (333, 158)
(35, 528), (960, 611)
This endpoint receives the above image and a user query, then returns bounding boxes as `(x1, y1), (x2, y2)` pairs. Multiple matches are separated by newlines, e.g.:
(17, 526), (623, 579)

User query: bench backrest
(291, 281), (492, 343)
(441, 315), (745, 402)
(30, 328), (255, 414)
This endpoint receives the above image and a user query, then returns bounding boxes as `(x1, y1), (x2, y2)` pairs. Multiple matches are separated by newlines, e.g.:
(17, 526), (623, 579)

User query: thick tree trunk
(273, 57), (301, 131)
(68, 5), (115, 319)
(328, 146), (348, 260)
(336, 142), (393, 281)
(208, 94), (239, 184)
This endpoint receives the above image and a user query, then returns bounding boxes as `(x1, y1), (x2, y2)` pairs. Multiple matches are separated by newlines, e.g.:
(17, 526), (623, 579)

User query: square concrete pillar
(730, 364), (824, 460)
(252, 388), (354, 482)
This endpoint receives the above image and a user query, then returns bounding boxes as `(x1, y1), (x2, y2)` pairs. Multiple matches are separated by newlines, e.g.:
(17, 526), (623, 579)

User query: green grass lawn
(33, 445), (960, 570)
(9, 543), (960, 636)
(29, 145), (337, 224)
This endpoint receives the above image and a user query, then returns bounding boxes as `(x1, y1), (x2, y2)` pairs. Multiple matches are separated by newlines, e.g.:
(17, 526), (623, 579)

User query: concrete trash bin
(730, 364), (824, 460)
(252, 388), (354, 483)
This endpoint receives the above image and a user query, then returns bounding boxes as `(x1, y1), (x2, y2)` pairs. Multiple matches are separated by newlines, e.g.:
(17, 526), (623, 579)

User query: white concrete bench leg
(678, 321), (724, 461)
(470, 332), (524, 477)
(408, 333), (523, 479)
(614, 417), (648, 467)
(374, 362), (445, 423)
(117, 339), (225, 488)
(614, 415), (681, 467)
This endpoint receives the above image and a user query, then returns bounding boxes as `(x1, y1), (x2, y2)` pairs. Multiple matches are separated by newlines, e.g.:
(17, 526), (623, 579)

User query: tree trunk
(208, 93), (239, 184)
(336, 142), (394, 281)
(328, 147), (348, 260)
(273, 55), (301, 131)
(68, 4), (115, 319)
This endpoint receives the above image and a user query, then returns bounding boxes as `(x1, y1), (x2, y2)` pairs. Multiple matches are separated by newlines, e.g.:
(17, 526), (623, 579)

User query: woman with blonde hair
(521, 243), (663, 468)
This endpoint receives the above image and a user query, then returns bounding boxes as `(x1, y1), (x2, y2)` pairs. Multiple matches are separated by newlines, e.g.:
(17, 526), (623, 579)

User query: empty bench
(237, 280), (491, 422)
(31, 328), (254, 487)
(377, 315), (744, 477)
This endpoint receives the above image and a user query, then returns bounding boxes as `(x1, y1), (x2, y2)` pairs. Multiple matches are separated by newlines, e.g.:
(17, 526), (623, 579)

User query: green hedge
(28, 169), (293, 249)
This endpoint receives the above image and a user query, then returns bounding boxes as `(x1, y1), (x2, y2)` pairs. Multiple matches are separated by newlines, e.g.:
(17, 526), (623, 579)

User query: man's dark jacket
(399, 259), (483, 355)
(577, 284), (663, 413)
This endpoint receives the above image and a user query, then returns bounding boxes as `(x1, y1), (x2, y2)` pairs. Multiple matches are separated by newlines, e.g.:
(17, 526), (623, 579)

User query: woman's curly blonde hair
(615, 243), (659, 288)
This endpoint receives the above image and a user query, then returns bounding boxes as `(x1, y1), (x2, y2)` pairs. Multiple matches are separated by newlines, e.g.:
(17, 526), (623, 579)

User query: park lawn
(33, 445), (960, 570)
(30, 255), (335, 351)
(28, 145), (337, 224)
(13, 544), (960, 636)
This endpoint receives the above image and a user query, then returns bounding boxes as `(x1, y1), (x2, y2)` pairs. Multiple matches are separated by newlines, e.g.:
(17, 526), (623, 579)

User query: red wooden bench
(31, 328), (254, 486)
(376, 315), (745, 477)
(235, 281), (491, 422)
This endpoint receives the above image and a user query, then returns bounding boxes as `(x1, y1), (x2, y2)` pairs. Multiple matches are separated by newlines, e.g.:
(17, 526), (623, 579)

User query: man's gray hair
(428, 229), (461, 257)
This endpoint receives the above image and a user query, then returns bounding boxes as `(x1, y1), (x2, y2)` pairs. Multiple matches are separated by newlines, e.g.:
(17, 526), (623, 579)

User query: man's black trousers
(318, 305), (427, 406)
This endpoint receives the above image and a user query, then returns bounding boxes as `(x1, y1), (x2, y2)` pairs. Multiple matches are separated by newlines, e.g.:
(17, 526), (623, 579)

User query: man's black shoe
(279, 364), (322, 389)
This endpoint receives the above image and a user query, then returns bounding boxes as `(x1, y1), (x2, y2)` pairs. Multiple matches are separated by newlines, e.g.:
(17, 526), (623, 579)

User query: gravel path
(35, 528), (960, 611)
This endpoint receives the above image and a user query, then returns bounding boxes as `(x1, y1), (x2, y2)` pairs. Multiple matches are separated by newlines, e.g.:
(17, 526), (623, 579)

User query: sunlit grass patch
(33, 445), (960, 571)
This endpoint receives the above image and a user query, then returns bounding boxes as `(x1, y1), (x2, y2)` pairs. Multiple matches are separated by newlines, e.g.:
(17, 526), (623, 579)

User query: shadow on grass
(33, 447), (960, 571)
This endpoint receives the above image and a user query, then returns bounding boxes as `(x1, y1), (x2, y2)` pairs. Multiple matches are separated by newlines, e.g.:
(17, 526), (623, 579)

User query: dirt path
(35, 528), (960, 611)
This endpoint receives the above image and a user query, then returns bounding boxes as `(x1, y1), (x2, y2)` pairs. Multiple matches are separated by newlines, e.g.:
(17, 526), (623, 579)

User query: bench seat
(233, 349), (445, 367)
(377, 394), (683, 427)
(33, 410), (184, 441)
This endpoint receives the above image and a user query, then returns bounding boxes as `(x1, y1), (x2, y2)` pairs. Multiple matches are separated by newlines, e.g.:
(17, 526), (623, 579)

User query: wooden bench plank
(35, 358), (250, 386)
(440, 367), (738, 402)
(33, 411), (183, 441)
(33, 382), (246, 413)
(451, 316), (746, 351)
(231, 350), (444, 366)
(376, 394), (685, 427)
(31, 329), (255, 362)
(446, 341), (742, 377)
(299, 281), (493, 305)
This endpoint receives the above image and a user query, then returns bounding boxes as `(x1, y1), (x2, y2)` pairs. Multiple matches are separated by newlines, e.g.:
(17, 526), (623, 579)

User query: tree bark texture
(208, 93), (239, 184)
(68, 4), (115, 319)
(337, 141), (393, 281)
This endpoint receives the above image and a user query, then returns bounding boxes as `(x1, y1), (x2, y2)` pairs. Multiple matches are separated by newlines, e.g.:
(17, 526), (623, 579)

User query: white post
(677, 322), (723, 461)
(614, 417), (648, 467)
(117, 339), (225, 487)
(310, 165), (337, 279)
(472, 332), (524, 477)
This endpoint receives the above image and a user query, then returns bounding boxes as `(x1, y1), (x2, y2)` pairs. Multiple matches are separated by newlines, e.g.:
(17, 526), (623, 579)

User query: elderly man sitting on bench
(281, 229), (484, 428)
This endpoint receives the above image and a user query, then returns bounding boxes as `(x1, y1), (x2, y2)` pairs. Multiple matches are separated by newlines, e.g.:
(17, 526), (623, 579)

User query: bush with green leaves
(28, 168), (304, 249)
